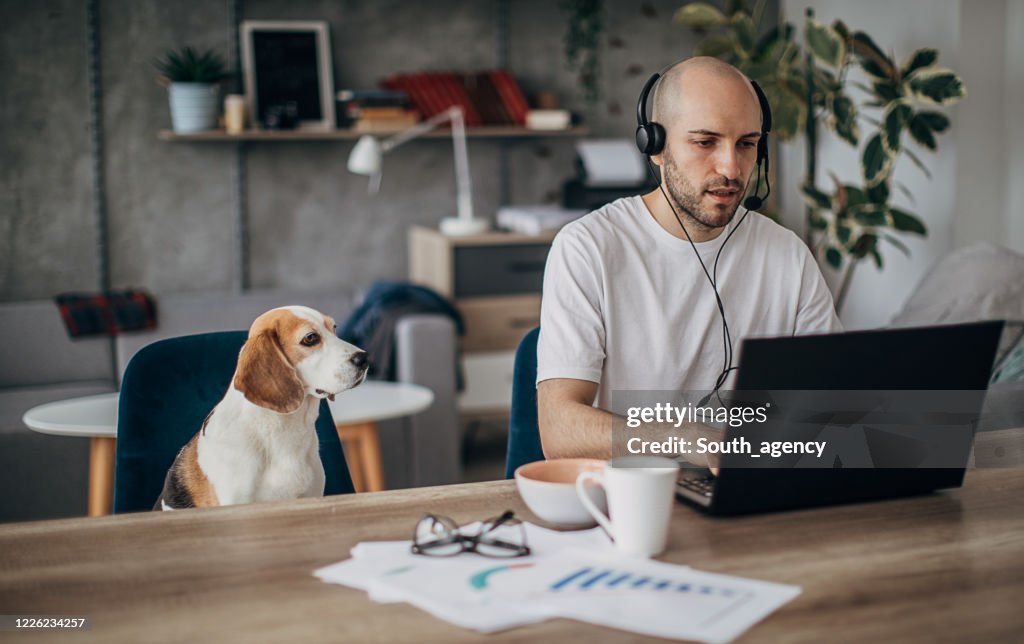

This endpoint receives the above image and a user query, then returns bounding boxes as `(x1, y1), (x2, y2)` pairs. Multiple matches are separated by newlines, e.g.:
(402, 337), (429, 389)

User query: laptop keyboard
(677, 474), (716, 498)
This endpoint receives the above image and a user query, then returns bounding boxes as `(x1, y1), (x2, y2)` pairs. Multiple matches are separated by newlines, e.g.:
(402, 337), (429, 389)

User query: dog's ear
(233, 328), (305, 413)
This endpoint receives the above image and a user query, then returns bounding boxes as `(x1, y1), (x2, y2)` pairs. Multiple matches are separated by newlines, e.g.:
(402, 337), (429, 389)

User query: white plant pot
(168, 83), (219, 133)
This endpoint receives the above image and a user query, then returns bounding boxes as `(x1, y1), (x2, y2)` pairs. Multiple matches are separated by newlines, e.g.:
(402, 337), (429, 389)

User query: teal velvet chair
(114, 331), (354, 513)
(505, 327), (545, 478)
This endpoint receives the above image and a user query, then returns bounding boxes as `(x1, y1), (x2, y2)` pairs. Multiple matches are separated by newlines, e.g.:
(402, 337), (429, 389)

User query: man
(537, 57), (841, 462)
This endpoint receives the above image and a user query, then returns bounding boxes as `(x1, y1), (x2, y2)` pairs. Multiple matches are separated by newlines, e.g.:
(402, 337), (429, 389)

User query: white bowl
(515, 458), (608, 528)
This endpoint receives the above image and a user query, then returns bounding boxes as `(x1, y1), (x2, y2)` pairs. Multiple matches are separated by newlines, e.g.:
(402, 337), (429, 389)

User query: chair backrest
(114, 331), (353, 513)
(505, 327), (544, 478)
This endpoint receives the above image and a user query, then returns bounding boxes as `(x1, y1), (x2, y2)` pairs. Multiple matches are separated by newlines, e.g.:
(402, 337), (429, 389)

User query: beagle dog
(155, 306), (367, 510)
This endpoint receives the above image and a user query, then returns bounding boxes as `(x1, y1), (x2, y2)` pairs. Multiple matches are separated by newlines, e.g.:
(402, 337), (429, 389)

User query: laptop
(675, 321), (1004, 515)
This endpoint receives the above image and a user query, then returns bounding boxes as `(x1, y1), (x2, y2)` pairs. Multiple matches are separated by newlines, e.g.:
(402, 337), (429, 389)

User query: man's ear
(233, 328), (305, 413)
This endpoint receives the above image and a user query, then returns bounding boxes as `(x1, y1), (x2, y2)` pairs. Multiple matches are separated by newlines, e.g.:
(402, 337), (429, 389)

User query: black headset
(634, 68), (774, 402)
(636, 71), (773, 209)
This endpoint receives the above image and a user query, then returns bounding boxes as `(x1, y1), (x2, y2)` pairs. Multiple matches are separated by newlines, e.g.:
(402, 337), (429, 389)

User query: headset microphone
(742, 154), (771, 211)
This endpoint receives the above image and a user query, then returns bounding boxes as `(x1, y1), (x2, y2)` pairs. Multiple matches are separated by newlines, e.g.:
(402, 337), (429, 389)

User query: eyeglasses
(411, 510), (531, 558)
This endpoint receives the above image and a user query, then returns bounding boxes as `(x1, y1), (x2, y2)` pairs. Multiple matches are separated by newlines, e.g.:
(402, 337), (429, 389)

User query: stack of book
(381, 70), (531, 126)
(337, 89), (420, 133)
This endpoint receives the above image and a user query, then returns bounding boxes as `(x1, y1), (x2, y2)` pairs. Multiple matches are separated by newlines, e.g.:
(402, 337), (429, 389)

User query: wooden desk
(1, 470), (1022, 642)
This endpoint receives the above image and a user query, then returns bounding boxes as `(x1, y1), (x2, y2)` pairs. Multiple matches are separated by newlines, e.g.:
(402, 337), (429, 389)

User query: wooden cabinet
(409, 225), (557, 414)
(409, 225), (555, 353)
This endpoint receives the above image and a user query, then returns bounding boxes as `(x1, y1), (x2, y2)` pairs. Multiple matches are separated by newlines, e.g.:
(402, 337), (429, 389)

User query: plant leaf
(915, 110), (950, 133)
(836, 222), (853, 246)
(696, 34), (736, 58)
(752, 23), (793, 61)
(733, 12), (756, 53)
(895, 181), (916, 204)
(870, 247), (884, 269)
(844, 185), (868, 208)
(829, 92), (859, 145)
(872, 81), (903, 103)
(801, 183), (832, 210)
(853, 204), (888, 226)
(766, 84), (804, 141)
(902, 147), (933, 180)
(674, 3), (729, 29)
(867, 179), (890, 204)
(882, 233), (911, 257)
(907, 113), (938, 150)
(901, 48), (938, 79)
(862, 133), (892, 186)
(805, 17), (844, 67)
(825, 246), (843, 269)
(830, 173), (848, 212)
(890, 208), (927, 235)
(882, 102), (912, 153)
(850, 233), (878, 259)
(851, 31), (895, 80)
(908, 68), (966, 105)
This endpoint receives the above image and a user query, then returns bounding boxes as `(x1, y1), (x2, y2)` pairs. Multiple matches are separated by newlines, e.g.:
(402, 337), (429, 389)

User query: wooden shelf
(158, 126), (588, 142)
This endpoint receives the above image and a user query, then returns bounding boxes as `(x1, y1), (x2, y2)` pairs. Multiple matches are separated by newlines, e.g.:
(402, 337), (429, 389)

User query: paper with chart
(314, 524), (800, 642)
(482, 548), (801, 643)
(315, 522), (613, 632)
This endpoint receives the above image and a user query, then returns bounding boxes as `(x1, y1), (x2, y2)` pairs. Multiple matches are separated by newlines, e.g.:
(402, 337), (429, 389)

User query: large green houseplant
(676, 0), (966, 310)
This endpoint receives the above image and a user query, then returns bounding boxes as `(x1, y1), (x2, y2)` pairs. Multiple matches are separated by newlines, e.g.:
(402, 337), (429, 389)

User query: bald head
(650, 57), (762, 134)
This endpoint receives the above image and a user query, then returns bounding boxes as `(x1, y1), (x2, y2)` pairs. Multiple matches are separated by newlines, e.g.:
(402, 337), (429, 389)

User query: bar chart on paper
(548, 566), (742, 598)
(483, 554), (802, 643)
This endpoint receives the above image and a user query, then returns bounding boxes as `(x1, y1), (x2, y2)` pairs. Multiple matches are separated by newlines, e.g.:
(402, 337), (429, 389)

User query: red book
(478, 72), (515, 124)
(406, 73), (439, 118)
(490, 70), (529, 125)
(425, 72), (450, 118)
(381, 75), (424, 116)
(440, 72), (482, 126)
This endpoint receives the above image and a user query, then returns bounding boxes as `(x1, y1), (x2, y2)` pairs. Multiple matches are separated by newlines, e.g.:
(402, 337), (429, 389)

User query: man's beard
(662, 153), (745, 233)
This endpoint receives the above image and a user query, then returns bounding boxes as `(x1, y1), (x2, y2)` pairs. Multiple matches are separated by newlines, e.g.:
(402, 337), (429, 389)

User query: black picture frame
(240, 21), (335, 130)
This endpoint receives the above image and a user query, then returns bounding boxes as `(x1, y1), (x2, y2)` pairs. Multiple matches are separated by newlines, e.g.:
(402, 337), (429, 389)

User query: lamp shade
(347, 135), (382, 175)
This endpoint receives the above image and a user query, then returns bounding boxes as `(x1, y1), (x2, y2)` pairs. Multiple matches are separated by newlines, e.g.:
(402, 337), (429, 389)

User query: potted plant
(675, 1), (966, 312)
(154, 46), (231, 133)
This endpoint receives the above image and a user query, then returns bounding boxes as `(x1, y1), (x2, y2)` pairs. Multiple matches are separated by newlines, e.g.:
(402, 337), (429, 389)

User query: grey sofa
(0, 300), (117, 522)
(0, 288), (461, 523)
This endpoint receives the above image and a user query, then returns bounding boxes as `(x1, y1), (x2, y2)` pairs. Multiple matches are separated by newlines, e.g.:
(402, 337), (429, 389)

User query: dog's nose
(350, 351), (368, 369)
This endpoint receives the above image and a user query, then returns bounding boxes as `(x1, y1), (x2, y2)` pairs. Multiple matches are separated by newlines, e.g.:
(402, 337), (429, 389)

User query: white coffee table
(22, 382), (434, 515)
(22, 392), (119, 517)
(327, 381), (434, 493)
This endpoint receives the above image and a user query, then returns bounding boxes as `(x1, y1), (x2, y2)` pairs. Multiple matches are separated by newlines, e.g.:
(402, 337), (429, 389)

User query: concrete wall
(3, 0), (772, 301)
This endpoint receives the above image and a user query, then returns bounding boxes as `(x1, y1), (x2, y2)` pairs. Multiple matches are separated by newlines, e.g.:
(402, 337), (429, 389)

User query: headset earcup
(648, 122), (666, 155)
(635, 123), (666, 156)
(635, 125), (651, 155)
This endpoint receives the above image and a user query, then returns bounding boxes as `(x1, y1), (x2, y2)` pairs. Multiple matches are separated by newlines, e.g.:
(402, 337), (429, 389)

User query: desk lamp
(347, 106), (487, 236)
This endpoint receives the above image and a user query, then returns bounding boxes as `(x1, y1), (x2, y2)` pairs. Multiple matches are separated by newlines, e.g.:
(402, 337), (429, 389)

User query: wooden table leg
(88, 436), (116, 517)
(336, 425), (366, 493)
(359, 422), (385, 492)
(335, 422), (385, 493)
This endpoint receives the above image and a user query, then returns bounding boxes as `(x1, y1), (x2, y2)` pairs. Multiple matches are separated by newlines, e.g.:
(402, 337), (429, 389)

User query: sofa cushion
(115, 287), (357, 380)
(890, 242), (1024, 328)
(0, 299), (115, 388)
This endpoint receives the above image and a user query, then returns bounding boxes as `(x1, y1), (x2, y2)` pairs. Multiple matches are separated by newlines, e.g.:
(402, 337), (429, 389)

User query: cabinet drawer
(458, 351), (516, 412)
(458, 296), (541, 352)
(453, 244), (551, 297)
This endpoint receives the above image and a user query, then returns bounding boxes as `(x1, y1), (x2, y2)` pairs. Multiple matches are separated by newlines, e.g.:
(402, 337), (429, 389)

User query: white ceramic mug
(575, 456), (679, 557)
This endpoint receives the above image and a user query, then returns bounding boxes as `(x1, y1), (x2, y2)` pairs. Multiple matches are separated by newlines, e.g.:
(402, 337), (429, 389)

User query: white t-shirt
(537, 195), (841, 412)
